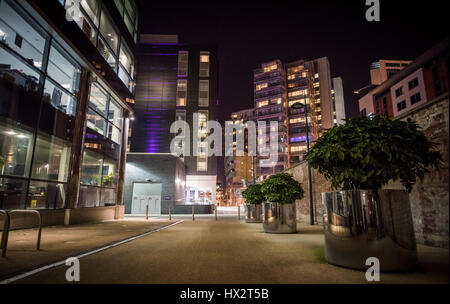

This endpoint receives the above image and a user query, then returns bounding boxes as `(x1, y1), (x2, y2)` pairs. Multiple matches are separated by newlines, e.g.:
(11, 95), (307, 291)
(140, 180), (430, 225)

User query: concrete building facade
(252, 57), (345, 181)
(224, 108), (254, 206)
(359, 38), (449, 118)
(370, 59), (412, 85)
(124, 34), (219, 214)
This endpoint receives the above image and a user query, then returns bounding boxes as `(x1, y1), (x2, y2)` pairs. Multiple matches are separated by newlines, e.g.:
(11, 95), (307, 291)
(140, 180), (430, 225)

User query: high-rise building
(224, 108), (254, 206)
(252, 57), (345, 181)
(370, 59), (412, 85)
(0, 0), (138, 224)
(357, 59), (412, 117)
(124, 34), (219, 214)
(359, 38), (448, 119)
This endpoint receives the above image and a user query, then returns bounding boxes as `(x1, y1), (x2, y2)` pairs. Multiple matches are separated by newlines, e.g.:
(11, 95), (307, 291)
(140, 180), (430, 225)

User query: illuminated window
(289, 91), (300, 97)
(256, 83), (268, 91)
(263, 64), (278, 73)
(176, 79), (187, 106)
(197, 110), (208, 138)
(258, 100), (269, 108)
(289, 117), (305, 124)
(199, 51), (210, 77)
(290, 145), (307, 152)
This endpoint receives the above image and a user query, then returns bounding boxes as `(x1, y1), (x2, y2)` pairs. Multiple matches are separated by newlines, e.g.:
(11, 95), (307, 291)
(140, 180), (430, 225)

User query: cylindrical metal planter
(322, 190), (419, 271)
(245, 204), (263, 223)
(263, 202), (297, 233)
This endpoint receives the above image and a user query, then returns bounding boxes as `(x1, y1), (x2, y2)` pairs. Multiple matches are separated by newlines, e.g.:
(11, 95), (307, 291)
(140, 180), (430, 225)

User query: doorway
(131, 182), (162, 215)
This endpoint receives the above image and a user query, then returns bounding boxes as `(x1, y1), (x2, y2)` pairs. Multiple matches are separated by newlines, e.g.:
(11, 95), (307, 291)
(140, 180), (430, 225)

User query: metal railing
(1, 210), (43, 258)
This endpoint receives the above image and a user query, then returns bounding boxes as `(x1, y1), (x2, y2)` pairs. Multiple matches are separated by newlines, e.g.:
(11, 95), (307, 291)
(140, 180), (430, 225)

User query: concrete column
(116, 110), (131, 205)
(65, 70), (91, 212)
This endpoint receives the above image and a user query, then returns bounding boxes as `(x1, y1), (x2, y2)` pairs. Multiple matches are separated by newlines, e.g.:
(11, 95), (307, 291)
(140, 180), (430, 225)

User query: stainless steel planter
(322, 190), (418, 271)
(245, 204), (263, 223)
(263, 202), (297, 233)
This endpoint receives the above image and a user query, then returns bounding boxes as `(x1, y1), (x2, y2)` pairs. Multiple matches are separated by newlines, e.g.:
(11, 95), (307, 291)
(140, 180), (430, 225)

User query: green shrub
(261, 173), (304, 204)
(242, 184), (264, 205)
(306, 115), (442, 192)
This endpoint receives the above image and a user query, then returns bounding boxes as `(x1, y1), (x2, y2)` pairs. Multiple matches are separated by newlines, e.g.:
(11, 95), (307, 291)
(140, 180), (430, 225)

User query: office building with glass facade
(0, 0), (137, 226)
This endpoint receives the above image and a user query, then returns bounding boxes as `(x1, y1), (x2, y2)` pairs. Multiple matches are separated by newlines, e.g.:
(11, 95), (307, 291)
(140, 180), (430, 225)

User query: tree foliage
(261, 173), (304, 204)
(242, 184), (264, 205)
(305, 115), (442, 192)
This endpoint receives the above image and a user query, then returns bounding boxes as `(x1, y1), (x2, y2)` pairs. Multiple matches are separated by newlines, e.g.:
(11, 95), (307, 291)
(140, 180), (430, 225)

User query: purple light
(143, 52), (178, 56)
(290, 136), (312, 143)
(142, 42), (187, 46)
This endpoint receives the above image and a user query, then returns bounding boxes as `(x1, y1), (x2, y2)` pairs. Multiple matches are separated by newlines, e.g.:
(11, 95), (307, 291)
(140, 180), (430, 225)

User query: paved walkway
(0, 218), (173, 281)
(3, 217), (447, 284)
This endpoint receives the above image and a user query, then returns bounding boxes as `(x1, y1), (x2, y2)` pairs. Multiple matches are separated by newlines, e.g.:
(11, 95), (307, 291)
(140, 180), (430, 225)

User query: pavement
(0, 218), (174, 281)
(1, 216), (448, 284)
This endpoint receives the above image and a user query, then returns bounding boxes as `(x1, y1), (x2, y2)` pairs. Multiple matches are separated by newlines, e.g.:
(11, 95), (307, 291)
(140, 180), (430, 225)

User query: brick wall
(285, 94), (449, 248)
(395, 94), (449, 248)
(284, 162), (329, 225)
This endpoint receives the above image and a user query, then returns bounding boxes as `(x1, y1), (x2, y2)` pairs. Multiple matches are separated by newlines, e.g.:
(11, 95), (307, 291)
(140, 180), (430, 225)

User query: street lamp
(290, 101), (314, 225)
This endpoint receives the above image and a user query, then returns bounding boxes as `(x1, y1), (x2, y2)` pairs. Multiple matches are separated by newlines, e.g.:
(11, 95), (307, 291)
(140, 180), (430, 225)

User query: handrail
(1, 210), (43, 258)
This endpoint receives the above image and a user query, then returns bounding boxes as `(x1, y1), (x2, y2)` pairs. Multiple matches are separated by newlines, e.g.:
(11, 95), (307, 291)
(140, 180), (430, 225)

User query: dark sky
(138, 0), (448, 183)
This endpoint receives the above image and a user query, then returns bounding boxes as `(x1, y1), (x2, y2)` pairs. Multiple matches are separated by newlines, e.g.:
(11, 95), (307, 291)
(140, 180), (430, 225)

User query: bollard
(215, 204), (218, 221)
(36, 214), (43, 250)
(1, 210), (41, 258)
(169, 207), (172, 221)
(1, 211), (10, 258)
(146, 205), (149, 220)
(238, 204), (241, 220)
(192, 205), (195, 221)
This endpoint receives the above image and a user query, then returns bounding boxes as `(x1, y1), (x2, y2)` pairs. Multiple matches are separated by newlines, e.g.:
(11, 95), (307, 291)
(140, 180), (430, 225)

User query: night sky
(138, 0), (448, 183)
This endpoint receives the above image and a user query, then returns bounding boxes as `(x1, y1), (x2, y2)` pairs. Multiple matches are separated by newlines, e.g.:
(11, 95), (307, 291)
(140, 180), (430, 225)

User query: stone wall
(395, 94), (449, 248)
(284, 162), (329, 225)
(285, 94), (449, 248)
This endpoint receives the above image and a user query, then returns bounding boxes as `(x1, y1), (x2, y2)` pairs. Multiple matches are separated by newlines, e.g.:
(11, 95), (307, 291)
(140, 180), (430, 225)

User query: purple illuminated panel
(290, 136), (312, 143)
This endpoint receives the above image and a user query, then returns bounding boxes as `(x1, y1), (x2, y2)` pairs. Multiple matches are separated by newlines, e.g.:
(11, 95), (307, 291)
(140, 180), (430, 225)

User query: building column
(65, 70), (91, 212)
(116, 109), (131, 206)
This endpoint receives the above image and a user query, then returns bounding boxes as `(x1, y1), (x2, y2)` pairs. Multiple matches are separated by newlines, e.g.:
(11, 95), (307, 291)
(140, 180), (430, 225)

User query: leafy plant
(242, 184), (264, 205)
(305, 115), (442, 192)
(261, 173), (304, 204)
(103, 173), (114, 185)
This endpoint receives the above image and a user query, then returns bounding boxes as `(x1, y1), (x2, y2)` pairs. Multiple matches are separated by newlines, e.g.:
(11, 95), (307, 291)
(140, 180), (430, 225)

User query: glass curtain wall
(58, 0), (136, 93)
(1, 0), (127, 210)
(0, 0), (82, 210)
(113, 0), (139, 43)
(79, 81), (122, 208)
